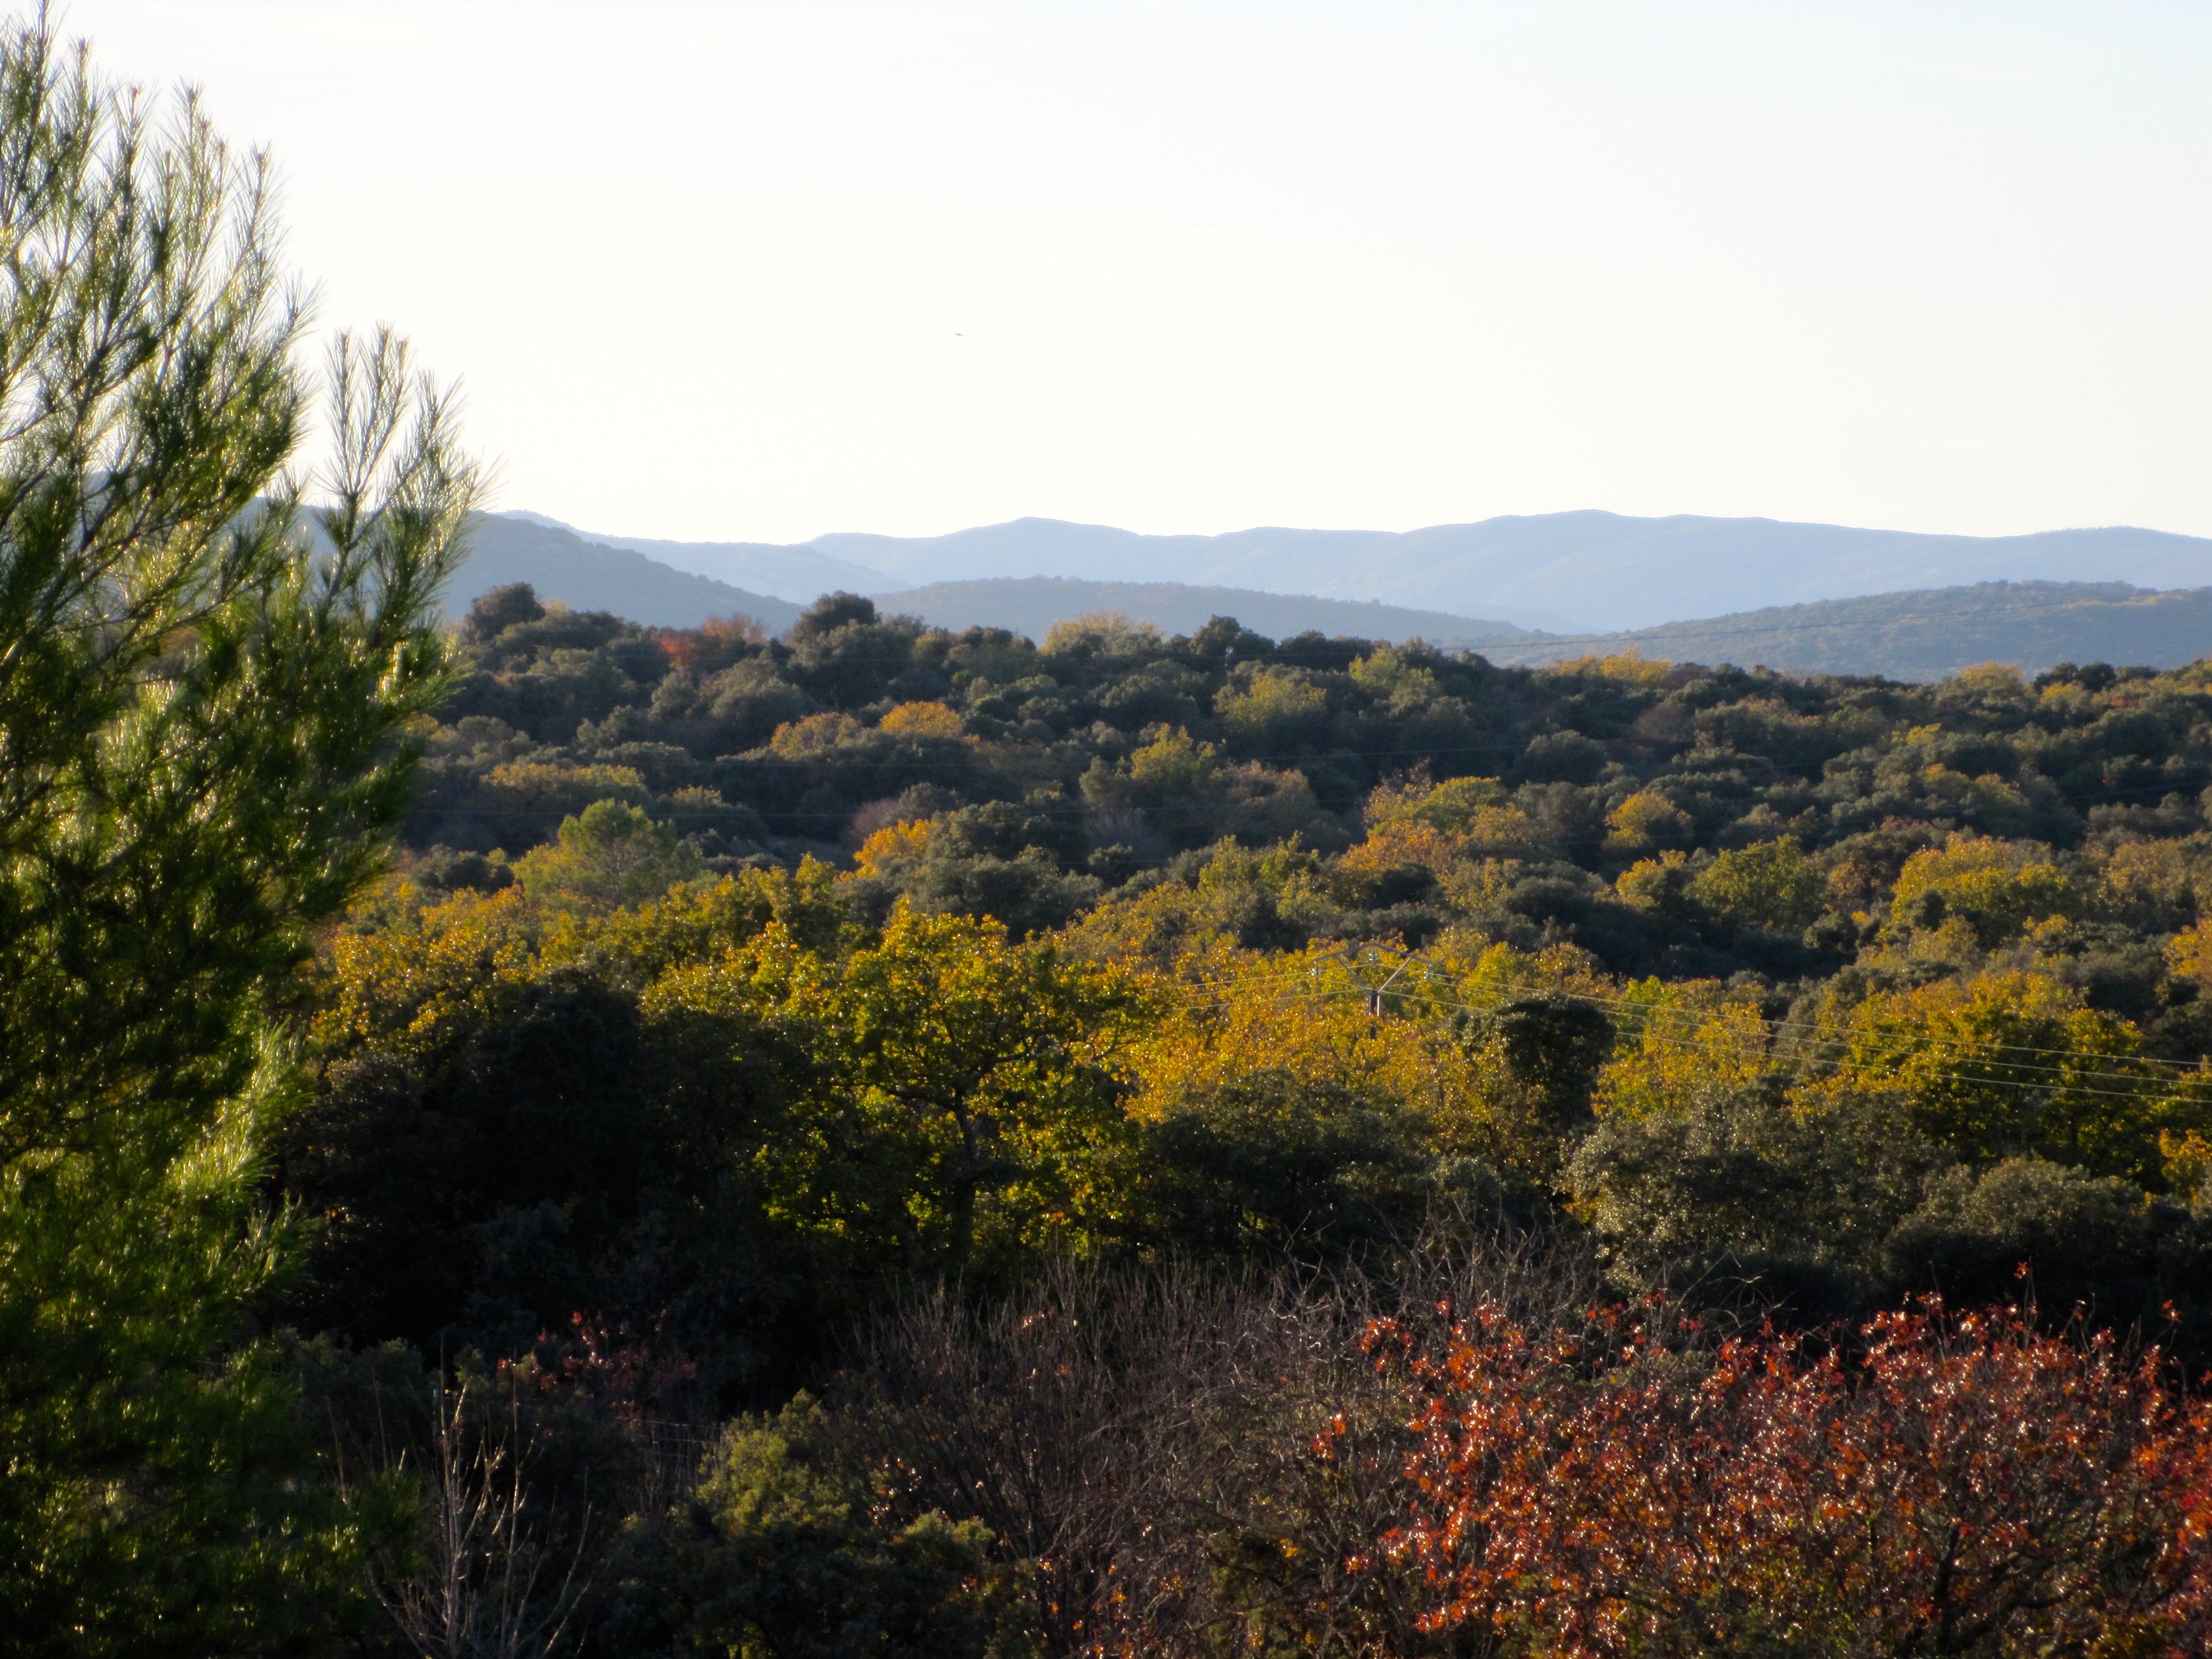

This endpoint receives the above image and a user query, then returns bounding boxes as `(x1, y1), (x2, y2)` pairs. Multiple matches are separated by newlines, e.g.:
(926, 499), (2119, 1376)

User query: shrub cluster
(262, 592), (2212, 1653)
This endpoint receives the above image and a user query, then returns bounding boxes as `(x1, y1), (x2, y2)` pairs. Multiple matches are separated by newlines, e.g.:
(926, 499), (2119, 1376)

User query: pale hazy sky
(57, 1), (2212, 545)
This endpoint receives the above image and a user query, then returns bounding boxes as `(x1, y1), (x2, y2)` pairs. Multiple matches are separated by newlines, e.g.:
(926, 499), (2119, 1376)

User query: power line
(1164, 948), (2210, 1088)
(1171, 977), (2181, 1109)
(401, 765), (2211, 849)
(366, 888), (2211, 1118)
(426, 734), (1792, 772)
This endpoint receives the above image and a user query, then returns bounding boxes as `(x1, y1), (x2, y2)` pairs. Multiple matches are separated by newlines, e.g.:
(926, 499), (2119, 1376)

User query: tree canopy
(21, 8), (2212, 1656)
(0, 15), (478, 1650)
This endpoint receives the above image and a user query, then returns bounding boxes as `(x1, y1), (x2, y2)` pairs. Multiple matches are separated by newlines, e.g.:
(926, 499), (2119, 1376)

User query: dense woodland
(263, 580), (2212, 1653)
(19, 17), (2212, 1655)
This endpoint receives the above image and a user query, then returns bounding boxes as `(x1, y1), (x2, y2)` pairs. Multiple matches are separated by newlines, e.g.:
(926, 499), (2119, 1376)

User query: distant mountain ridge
(521, 509), (2212, 634)
(455, 515), (803, 632)
(457, 519), (2211, 684)
(455, 516), (1517, 644)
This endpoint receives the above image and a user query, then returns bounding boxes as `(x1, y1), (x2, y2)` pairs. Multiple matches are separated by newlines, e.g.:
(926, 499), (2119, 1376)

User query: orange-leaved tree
(1355, 1298), (2212, 1657)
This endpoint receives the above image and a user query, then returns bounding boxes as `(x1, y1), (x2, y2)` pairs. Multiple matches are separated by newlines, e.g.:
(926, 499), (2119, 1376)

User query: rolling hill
(869, 576), (1524, 648)
(450, 514), (2212, 681)
(1489, 581), (2212, 681)
(513, 513), (893, 606)
(456, 518), (1524, 643)
(523, 510), (2212, 634)
(453, 515), (802, 632)
(863, 577), (2212, 681)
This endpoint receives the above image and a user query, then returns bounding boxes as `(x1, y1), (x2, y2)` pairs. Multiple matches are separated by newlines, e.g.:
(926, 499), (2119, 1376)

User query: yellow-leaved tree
(1808, 971), (2193, 1183)
(818, 905), (1150, 1271)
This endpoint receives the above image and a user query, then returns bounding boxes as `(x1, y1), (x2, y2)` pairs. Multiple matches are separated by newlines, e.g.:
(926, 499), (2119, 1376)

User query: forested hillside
(25, 8), (2212, 1654)
(1494, 579), (2212, 680)
(280, 580), (2212, 1651)
(410, 580), (2212, 936)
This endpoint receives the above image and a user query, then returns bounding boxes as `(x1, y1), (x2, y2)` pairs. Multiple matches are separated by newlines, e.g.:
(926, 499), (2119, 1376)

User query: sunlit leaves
(1886, 833), (2081, 947)
(0, 13), (481, 1644)
(1816, 971), (2185, 1181)
(1688, 835), (1825, 933)
(1592, 980), (1770, 1121)
(823, 905), (1149, 1269)
(511, 797), (705, 910)
(1368, 1298), (2212, 1657)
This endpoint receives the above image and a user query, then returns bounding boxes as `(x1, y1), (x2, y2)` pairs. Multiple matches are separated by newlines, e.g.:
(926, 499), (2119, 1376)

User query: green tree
(825, 906), (1144, 1272)
(1823, 972), (2182, 1182)
(0, 15), (479, 1650)
(609, 1396), (1032, 1658)
(1122, 1069), (1467, 1262)
(513, 796), (703, 909)
(1689, 835), (1827, 933)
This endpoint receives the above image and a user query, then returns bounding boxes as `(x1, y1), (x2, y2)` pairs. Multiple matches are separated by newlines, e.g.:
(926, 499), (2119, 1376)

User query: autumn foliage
(1355, 1298), (2212, 1657)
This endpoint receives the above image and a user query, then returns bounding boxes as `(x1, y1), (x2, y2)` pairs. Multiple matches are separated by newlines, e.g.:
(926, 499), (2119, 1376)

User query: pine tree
(0, 13), (479, 1650)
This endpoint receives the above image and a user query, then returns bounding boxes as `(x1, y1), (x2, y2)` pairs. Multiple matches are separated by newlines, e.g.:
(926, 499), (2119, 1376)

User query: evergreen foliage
(22, 11), (2212, 1655)
(0, 16), (478, 1649)
(315, 599), (2212, 1652)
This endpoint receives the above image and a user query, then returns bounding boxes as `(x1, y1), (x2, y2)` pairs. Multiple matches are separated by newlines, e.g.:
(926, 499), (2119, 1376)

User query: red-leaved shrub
(1349, 1298), (2212, 1656)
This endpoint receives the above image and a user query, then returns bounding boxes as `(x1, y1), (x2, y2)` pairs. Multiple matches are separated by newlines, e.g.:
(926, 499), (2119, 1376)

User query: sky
(56, 1), (2212, 546)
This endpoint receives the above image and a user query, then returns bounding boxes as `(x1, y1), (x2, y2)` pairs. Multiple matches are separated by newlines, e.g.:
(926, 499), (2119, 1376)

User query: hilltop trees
(19, 14), (2212, 1655)
(0, 15), (479, 1649)
(276, 612), (2212, 1652)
